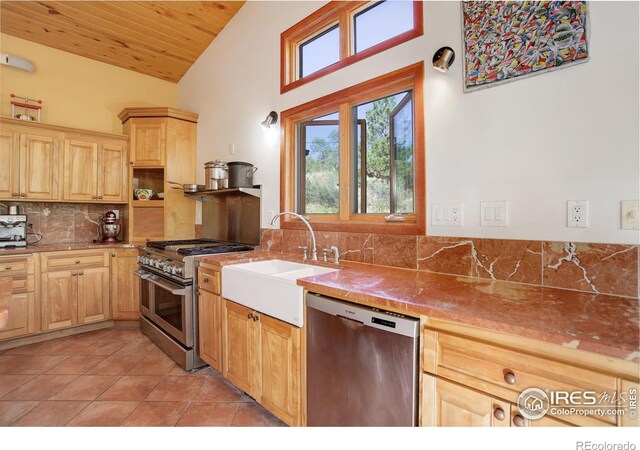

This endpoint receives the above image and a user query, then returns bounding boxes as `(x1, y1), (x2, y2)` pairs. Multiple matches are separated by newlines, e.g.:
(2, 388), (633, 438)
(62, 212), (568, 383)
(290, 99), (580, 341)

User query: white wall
(178, 1), (639, 245)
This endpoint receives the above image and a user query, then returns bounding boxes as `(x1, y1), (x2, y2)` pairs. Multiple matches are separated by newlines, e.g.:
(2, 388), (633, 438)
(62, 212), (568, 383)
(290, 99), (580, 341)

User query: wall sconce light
(432, 47), (455, 73)
(261, 111), (278, 128)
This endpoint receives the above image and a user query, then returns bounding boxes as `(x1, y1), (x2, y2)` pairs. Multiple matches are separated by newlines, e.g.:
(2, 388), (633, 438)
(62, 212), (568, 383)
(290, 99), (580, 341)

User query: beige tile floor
(0, 327), (285, 427)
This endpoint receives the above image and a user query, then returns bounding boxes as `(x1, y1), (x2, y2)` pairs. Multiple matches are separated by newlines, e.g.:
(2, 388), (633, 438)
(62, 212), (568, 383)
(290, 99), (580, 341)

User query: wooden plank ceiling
(0, 1), (245, 82)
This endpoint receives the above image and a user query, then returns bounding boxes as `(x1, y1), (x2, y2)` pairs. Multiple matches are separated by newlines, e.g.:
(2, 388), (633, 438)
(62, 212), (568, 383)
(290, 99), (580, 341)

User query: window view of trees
(298, 91), (414, 216)
(300, 115), (339, 214)
(355, 90), (414, 214)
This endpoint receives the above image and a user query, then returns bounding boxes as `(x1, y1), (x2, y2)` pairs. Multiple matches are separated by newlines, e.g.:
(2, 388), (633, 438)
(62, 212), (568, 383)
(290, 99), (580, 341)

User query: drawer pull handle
(253, 314), (259, 322)
(98, 196), (103, 199)
(248, 313), (253, 320)
(111, 253), (116, 257)
(5, 266), (12, 270)
(12, 193), (18, 197)
(503, 370), (517, 385)
(78, 271), (84, 276)
(203, 277), (209, 283)
(72, 271), (77, 276)
(493, 407), (505, 421)
(92, 196), (97, 199)
(20, 193), (26, 197)
(512, 415), (526, 427)
(75, 260), (81, 264)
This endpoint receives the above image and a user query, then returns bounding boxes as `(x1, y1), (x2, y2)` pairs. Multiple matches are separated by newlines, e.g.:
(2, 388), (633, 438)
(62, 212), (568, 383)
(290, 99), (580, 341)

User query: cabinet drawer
(0, 256), (34, 276)
(198, 267), (221, 294)
(42, 251), (109, 272)
(432, 332), (618, 426)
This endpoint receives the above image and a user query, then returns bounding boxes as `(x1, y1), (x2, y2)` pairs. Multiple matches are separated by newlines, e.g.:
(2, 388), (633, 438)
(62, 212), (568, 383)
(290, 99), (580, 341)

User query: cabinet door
(20, 132), (60, 200)
(41, 271), (77, 331)
(63, 139), (98, 201)
(198, 290), (223, 372)
(223, 300), (260, 397)
(259, 313), (301, 426)
(98, 143), (127, 202)
(422, 375), (510, 427)
(130, 118), (165, 166)
(77, 267), (110, 324)
(0, 128), (19, 200)
(0, 283), (35, 341)
(110, 249), (140, 320)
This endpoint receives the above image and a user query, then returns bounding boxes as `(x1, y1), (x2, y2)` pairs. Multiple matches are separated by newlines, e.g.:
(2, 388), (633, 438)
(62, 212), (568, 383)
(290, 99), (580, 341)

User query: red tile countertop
(0, 242), (137, 256)
(199, 250), (640, 363)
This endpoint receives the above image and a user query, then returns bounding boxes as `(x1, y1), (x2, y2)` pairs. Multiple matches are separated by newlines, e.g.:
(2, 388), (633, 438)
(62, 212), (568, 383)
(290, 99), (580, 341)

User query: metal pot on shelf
(227, 161), (257, 188)
(204, 160), (228, 190)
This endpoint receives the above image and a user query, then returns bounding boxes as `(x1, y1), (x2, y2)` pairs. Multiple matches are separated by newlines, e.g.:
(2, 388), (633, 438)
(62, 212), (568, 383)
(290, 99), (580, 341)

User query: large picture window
(280, 63), (425, 234)
(281, 1), (423, 93)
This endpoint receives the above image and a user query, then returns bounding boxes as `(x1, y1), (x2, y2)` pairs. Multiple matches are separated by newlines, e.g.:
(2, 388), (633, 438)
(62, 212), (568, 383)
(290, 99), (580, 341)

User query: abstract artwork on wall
(462, 1), (589, 91)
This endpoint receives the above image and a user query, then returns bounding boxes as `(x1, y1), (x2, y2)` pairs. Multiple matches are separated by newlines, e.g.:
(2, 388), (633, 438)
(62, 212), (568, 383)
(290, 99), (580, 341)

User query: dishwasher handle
(306, 292), (419, 338)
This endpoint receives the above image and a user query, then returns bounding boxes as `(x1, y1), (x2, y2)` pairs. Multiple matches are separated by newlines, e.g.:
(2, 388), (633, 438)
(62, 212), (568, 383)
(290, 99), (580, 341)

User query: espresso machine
(0, 214), (27, 248)
(97, 211), (121, 243)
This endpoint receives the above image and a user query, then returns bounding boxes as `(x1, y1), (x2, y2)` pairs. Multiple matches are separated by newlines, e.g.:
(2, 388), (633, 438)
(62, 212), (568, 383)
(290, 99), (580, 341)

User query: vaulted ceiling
(0, 1), (245, 82)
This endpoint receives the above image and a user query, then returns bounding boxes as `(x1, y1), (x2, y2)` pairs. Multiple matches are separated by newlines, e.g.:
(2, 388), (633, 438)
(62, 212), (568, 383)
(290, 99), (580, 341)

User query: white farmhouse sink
(221, 260), (339, 327)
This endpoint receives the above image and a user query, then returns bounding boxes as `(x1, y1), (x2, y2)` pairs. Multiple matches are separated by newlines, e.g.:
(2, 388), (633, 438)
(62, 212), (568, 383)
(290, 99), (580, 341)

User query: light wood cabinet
(198, 265), (223, 372)
(128, 118), (166, 166)
(223, 298), (302, 426)
(119, 107), (198, 243)
(0, 127), (19, 199)
(0, 255), (38, 340)
(198, 290), (223, 373)
(110, 249), (140, 320)
(0, 117), (128, 204)
(0, 123), (63, 201)
(41, 250), (110, 331)
(63, 135), (128, 203)
(421, 317), (639, 428)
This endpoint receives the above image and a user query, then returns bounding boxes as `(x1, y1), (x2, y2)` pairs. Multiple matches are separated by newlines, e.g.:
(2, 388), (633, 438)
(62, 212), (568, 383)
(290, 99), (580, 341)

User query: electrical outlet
(567, 200), (589, 228)
(621, 200), (639, 230)
(431, 203), (463, 226)
(112, 209), (119, 219)
(480, 201), (508, 227)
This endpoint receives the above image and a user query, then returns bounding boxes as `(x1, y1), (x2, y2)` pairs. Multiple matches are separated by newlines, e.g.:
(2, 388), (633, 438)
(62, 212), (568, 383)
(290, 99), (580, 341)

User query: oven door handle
(133, 270), (151, 280)
(146, 275), (187, 296)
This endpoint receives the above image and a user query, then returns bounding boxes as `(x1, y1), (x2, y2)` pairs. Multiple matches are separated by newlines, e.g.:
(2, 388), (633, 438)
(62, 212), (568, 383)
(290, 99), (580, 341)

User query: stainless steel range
(135, 186), (261, 371)
(136, 239), (256, 370)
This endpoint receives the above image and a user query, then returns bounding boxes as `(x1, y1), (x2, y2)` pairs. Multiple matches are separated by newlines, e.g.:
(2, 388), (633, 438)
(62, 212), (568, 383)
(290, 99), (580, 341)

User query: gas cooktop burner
(177, 244), (255, 256)
(146, 239), (222, 250)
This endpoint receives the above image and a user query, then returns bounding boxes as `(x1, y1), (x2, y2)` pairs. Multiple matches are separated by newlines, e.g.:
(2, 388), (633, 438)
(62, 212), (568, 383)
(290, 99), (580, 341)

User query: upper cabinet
(128, 118), (166, 167)
(119, 107), (198, 243)
(62, 134), (127, 203)
(0, 117), (128, 204)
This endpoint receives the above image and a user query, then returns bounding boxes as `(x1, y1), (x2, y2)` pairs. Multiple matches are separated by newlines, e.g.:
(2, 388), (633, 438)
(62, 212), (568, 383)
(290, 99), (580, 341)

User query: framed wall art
(462, 1), (590, 92)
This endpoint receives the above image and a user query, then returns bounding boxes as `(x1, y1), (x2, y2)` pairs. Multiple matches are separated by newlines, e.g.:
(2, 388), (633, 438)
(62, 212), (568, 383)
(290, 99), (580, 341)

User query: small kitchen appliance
(0, 214), (28, 248)
(98, 211), (121, 243)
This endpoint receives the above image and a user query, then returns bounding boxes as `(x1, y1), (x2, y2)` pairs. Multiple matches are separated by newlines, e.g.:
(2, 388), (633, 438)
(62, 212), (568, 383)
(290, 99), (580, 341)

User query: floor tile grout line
(6, 400), (44, 426)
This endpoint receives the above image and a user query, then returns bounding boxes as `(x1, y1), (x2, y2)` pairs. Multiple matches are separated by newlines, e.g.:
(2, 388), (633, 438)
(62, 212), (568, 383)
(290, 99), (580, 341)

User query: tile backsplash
(3, 202), (127, 246)
(261, 229), (639, 299)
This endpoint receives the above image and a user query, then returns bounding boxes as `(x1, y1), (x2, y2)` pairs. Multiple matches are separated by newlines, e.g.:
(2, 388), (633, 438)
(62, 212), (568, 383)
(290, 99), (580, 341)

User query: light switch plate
(431, 203), (463, 226)
(481, 201), (508, 227)
(621, 200), (639, 230)
(229, 143), (236, 155)
(567, 200), (589, 228)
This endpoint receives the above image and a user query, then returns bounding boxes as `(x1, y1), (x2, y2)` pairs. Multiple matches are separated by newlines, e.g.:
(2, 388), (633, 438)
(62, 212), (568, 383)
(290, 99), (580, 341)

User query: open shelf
(184, 185), (261, 200)
(132, 200), (164, 208)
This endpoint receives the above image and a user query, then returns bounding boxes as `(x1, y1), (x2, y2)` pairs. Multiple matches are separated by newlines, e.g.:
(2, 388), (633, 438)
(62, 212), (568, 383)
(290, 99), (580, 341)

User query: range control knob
(175, 266), (183, 275)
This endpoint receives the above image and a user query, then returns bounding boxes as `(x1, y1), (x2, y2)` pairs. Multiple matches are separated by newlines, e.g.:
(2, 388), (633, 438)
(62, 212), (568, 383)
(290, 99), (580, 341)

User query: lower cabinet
(423, 375), (522, 427)
(198, 289), (223, 373)
(0, 255), (37, 340)
(41, 250), (110, 331)
(223, 299), (302, 426)
(110, 249), (140, 320)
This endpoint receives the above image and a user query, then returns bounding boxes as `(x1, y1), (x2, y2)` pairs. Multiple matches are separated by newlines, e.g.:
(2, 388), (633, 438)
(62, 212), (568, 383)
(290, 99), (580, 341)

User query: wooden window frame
(280, 62), (425, 235)
(281, 1), (423, 94)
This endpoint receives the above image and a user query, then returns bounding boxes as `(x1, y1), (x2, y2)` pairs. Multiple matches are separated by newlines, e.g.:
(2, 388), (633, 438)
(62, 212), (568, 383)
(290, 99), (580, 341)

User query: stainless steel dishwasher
(306, 292), (420, 426)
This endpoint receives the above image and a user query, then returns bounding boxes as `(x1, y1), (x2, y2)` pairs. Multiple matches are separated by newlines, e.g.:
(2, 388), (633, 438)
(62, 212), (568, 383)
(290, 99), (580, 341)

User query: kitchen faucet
(270, 211), (318, 261)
